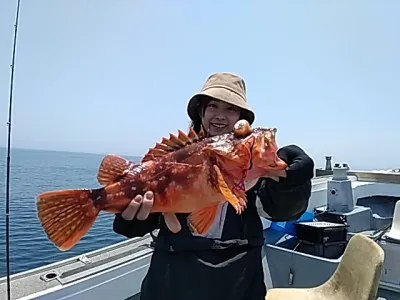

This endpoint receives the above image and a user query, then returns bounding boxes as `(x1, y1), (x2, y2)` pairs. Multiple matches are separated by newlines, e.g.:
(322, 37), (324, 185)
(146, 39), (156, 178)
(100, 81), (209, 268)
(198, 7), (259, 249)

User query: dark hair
(188, 120), (203, 134)
(188, 96), (210, 134)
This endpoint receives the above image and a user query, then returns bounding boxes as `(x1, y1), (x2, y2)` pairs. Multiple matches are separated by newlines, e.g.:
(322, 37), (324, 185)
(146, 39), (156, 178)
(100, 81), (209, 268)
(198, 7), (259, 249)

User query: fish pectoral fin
(97, 154), (134, 185)
(203, 147), (253, 182)
(212, 164), (247, 214)
(187, 204), (219, 235)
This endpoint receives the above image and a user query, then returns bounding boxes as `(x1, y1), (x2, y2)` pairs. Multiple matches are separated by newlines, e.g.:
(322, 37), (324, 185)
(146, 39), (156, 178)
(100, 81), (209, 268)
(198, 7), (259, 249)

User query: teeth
(212, 124), (226, 128)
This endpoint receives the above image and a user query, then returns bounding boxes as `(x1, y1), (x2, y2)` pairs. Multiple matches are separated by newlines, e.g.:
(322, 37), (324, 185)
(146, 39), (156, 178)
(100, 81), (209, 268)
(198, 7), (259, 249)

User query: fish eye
(233, 120), (252, 137)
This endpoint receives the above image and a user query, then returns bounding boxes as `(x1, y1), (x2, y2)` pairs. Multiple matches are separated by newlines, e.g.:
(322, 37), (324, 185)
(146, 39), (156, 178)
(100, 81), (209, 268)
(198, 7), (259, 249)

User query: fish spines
(141, 127), (206, 163)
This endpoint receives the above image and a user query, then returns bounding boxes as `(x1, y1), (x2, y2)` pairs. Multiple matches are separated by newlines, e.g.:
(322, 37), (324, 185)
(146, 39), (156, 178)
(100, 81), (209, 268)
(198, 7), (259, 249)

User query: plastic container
(270, 210), (315, 236)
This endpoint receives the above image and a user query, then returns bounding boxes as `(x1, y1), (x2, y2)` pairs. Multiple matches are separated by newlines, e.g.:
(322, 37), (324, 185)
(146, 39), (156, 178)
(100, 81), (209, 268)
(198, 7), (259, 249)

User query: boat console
(262, 162), (400, 299)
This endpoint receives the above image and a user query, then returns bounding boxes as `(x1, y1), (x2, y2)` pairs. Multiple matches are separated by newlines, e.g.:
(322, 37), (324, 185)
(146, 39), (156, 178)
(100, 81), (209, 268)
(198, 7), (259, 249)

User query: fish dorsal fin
(141, 127), (203, 163)
(97, 154), (135, 185)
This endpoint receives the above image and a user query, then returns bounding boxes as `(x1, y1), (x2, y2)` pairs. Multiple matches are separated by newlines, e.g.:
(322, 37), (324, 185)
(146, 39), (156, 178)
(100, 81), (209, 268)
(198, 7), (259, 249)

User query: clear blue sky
(0, 1), (399, 170)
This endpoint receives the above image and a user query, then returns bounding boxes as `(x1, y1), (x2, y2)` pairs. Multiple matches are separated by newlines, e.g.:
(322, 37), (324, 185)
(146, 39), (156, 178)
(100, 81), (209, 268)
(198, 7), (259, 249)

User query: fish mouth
(246, 129), (288, 179)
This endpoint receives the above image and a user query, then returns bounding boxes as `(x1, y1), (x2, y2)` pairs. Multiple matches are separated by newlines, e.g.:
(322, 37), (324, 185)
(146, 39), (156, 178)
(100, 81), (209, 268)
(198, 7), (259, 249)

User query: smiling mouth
(211, 123), (227, 128)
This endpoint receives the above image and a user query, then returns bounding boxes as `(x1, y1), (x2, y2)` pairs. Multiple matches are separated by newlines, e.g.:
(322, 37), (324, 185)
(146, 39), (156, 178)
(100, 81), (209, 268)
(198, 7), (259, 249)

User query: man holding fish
(113, 72), (314, 300)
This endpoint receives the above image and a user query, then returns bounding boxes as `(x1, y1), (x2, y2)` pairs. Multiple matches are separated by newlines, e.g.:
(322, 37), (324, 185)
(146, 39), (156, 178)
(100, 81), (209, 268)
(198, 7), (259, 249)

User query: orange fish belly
(151, 170), (226, 213)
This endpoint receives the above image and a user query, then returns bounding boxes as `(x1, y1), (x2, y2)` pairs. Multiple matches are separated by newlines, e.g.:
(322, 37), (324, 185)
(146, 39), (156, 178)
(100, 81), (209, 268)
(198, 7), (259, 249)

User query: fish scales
(98, 141), (226, 213)
(36, 120), (288, 251)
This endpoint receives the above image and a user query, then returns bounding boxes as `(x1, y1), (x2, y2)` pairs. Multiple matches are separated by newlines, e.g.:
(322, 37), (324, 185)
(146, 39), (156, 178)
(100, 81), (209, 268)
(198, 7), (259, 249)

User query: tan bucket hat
(187, 72), (255, 125)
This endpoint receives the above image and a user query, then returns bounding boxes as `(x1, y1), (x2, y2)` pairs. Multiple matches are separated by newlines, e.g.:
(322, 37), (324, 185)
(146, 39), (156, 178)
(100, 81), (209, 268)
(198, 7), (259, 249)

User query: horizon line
(0, 146), (143, 159)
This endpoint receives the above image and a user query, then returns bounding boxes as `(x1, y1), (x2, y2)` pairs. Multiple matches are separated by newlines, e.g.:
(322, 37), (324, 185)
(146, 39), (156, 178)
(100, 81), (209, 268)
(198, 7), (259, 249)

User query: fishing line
(5, 0), (22, 299)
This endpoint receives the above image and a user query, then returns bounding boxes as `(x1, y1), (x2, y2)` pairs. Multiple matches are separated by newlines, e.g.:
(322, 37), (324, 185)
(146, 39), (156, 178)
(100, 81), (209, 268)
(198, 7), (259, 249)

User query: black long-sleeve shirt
(113, 145), (314, 300)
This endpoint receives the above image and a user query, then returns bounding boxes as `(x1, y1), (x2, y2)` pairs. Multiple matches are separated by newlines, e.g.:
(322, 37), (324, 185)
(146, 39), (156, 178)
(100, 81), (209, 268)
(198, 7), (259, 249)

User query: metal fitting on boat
(40, 271), (59, 282)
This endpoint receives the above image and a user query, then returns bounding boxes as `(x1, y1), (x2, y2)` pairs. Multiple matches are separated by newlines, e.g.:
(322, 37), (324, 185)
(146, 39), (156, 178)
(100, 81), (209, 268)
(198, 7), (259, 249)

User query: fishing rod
(5, 0), (22, 299)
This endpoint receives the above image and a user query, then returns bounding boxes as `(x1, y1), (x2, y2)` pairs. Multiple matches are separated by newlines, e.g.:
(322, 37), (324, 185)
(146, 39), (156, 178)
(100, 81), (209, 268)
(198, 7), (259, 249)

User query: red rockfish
(36, 120), (287, 251)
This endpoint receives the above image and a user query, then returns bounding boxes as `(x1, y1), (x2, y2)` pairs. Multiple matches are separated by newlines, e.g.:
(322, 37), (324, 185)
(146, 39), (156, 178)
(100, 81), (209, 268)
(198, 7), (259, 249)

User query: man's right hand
(121, 191), (182, 233)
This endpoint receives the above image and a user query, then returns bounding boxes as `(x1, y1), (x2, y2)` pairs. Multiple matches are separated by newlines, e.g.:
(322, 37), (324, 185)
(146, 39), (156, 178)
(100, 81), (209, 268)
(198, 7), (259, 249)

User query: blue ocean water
(0, 147), (141, 277)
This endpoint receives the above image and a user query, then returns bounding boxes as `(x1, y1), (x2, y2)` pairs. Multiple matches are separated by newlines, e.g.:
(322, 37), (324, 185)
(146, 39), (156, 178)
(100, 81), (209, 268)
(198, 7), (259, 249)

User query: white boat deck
(1, 170), (400, 300)
(0, 235), (153, 300)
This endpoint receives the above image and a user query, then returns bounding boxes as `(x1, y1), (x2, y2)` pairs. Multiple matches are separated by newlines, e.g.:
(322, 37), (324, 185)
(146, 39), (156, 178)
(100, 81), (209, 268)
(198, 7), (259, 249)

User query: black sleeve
(255, 178), (312, 221)
(253, 145), (314, 221)
(113, 212), (161, 238)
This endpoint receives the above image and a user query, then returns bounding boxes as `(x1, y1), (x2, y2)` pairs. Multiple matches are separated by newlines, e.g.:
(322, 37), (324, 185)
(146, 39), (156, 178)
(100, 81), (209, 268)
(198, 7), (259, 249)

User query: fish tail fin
(36, 188), (101, 251)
